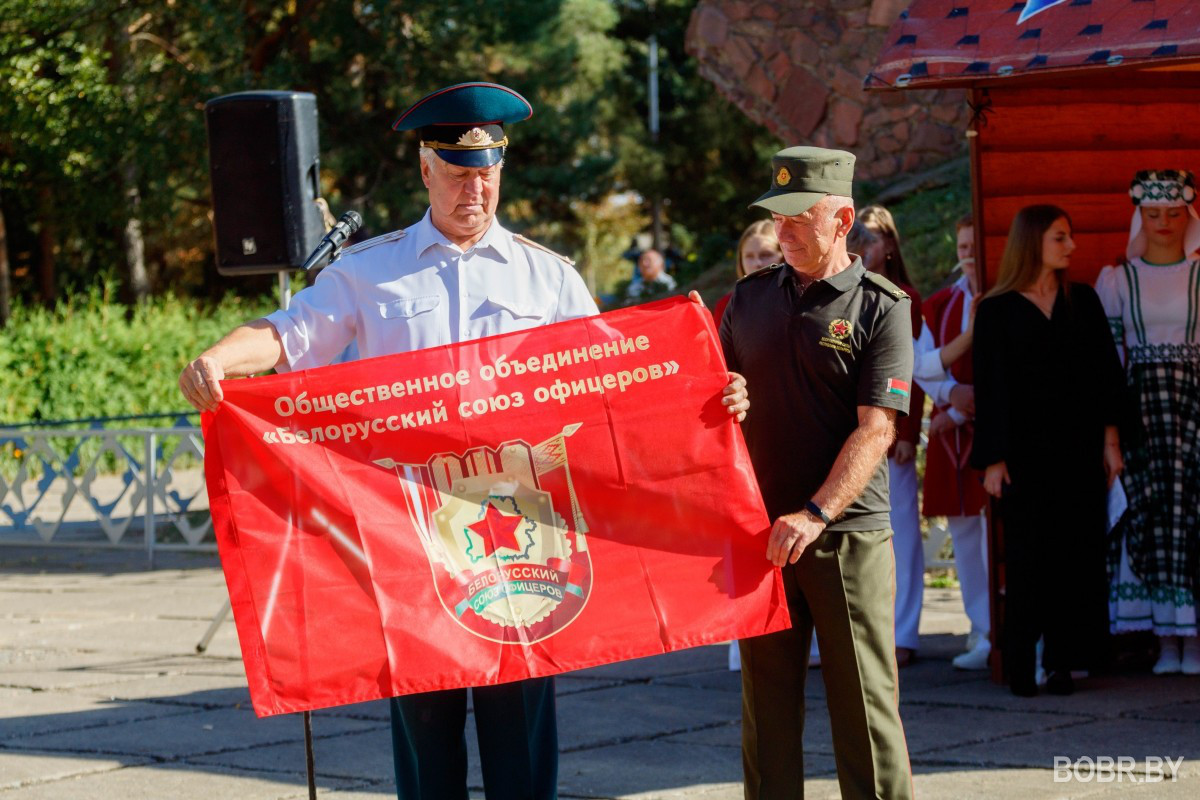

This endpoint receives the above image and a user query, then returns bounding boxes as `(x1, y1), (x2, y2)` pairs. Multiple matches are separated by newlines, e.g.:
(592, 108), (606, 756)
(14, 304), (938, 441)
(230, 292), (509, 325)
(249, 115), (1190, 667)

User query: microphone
(301, 210), (362, 271)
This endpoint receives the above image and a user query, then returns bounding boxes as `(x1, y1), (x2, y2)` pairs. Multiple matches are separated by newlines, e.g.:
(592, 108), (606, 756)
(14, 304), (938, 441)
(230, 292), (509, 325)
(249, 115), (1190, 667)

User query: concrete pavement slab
(902, 765), (1098, 800)
(1080, 773), (1199, 797)
(5, 706), (378, 761)
(0, 749), (153, 792)
(1121, 695), (1200, 724)
(188, 724), (392, 783)
(555, 683), (741, 752)
(318, 698), (392, 723)
(573, 646), (732, 681)
(556, 739), (774, 799)
(901, 672), (1200, 715)
(649, 667), (743, 695)
(0, 761), (355, 800)
(0, 688), (203, 741)
(900, 703), (1095, 758)
(4, 616), (243, 658)
(929, 716), (1200, 772)
(75, 671), (252, 706)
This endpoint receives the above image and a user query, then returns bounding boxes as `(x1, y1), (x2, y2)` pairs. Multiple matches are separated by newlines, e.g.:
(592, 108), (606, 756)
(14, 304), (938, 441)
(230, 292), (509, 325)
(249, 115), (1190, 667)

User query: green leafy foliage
(0, 0), (779, 305)
(871, 159), (973, 298)
(0, 286), (275, 424)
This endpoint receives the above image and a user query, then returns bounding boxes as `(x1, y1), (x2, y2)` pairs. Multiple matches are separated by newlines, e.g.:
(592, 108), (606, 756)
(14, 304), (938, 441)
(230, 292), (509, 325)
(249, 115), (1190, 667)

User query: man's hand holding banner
(203, 296), (789, 717)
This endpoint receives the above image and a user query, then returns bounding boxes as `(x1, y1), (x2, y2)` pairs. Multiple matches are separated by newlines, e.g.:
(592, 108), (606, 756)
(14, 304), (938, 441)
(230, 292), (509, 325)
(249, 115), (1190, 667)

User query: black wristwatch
(803, 500), (832, 526)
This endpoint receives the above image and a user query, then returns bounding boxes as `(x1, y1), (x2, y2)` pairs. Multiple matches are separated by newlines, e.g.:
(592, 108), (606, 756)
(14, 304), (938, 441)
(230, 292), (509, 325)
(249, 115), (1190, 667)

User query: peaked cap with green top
(392, 82), (532, 168)
(751, 146), (856, 216)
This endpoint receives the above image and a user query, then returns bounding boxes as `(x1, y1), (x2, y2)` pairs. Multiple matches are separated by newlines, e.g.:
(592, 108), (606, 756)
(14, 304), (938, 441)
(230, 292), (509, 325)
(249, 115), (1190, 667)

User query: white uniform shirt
(267, 210), (599, 371)
(913, 275), (974, 425)
(1095, 257), (1200, 364)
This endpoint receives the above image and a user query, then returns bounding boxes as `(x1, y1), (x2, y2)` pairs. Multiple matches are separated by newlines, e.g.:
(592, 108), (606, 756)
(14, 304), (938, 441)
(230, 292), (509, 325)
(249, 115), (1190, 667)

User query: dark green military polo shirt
(719, 257), (913, 532)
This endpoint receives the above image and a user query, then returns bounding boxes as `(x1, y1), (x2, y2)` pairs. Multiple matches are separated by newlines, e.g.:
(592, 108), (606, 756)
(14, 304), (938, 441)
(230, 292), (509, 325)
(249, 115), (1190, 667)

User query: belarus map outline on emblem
(374, 423), (592, 644)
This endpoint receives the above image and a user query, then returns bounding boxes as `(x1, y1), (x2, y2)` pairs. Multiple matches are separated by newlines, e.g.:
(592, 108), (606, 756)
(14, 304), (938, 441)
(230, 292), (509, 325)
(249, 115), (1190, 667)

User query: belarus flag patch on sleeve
(886, 378), (910, 397)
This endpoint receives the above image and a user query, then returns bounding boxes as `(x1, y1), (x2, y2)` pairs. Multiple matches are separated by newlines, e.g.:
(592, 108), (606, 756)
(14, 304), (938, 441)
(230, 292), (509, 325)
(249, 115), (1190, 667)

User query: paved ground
(1, 547), (1198, 799)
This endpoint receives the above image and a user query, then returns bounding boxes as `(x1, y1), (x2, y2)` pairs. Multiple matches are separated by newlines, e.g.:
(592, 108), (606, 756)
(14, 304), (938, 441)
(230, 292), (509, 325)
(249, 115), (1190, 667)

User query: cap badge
(776, 167), (791, 187)
(458, 127), (495, 147)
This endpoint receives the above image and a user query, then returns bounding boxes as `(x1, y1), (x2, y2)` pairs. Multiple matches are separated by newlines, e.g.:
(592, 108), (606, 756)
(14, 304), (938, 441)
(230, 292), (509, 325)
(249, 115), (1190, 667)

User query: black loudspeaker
(205, 91), (324, 275)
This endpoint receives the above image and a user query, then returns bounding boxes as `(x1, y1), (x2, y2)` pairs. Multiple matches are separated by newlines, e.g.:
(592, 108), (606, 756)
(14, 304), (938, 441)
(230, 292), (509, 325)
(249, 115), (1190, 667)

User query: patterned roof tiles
(867, 0), (1200, 89)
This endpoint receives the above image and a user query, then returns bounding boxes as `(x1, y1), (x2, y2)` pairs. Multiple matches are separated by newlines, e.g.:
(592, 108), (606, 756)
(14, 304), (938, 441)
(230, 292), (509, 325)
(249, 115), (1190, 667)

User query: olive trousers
(741, 529), (913, 799)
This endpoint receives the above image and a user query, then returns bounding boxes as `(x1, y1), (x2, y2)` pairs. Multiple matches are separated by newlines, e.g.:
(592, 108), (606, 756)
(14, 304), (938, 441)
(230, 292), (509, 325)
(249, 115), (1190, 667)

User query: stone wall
(685, 0), (969, 181)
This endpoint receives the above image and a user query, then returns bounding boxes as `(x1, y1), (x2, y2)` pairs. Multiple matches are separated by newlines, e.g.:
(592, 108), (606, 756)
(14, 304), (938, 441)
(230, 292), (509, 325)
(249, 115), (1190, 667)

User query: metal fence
(0, 418), (212, 566)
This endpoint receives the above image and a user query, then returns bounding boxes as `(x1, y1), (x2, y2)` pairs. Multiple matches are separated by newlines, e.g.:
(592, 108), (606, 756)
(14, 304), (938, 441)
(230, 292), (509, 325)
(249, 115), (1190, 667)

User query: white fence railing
(0, 425), (212, 566)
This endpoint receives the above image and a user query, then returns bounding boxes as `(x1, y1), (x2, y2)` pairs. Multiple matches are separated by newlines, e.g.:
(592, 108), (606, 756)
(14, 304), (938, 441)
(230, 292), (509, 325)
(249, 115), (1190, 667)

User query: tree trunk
(109, 22), (150, 304)
(121, 159), (149, 303)
(37, 185), (56, 305)
(0, 189), (12, 328)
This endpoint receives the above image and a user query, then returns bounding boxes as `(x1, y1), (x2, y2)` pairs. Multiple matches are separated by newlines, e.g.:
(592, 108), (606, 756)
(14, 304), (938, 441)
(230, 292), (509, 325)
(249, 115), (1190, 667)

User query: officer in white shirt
(179, 82), (748, 800)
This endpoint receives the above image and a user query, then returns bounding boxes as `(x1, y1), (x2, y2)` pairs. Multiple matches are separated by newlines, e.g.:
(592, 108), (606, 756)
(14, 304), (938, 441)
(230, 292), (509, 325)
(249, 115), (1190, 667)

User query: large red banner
(203, 297), (789, 717)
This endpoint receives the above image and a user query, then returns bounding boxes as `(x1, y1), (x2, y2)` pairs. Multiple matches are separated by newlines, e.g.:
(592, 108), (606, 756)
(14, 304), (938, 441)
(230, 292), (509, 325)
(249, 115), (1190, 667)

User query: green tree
(0, 0), (778, 305)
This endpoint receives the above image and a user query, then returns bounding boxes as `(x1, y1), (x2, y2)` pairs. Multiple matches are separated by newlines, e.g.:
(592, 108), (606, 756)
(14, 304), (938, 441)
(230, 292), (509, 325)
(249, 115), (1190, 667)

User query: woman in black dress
(971, 205), (1126, 697)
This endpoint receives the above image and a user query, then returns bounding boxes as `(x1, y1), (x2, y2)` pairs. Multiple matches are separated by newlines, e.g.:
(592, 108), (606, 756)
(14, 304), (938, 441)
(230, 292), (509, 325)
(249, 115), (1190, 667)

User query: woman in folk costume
(856, 206), (926, 667)
(917, 214), (994, 671)
(1096, 169), (1200, 675)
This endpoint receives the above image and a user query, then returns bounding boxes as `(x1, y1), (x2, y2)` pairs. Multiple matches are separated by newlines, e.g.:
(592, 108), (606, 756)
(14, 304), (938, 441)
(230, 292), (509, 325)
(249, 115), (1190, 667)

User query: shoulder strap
(737, 264), (784, 283)
(512, 234), (575, 265)
(863, 270), (909, 301)
(340, 229), (407, 258)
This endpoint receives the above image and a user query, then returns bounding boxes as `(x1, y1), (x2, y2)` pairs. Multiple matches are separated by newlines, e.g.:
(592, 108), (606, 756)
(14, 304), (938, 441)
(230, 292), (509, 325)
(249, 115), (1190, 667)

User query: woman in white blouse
(1095, 169), (1200, 675)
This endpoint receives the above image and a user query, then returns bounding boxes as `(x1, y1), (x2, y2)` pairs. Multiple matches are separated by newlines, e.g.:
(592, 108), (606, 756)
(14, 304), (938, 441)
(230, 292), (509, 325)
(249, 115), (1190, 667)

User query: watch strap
(804, 500), (831, 525)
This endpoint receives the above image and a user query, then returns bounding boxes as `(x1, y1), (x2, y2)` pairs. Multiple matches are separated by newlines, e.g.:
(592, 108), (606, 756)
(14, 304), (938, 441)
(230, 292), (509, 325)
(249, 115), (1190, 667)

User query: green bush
(876, 159), (973, 298)
(0, 286), (277, 425)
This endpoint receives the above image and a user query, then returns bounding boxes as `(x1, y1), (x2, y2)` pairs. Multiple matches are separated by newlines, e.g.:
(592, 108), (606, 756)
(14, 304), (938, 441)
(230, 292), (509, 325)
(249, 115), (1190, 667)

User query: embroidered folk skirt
(1109, 359), (1199, 636)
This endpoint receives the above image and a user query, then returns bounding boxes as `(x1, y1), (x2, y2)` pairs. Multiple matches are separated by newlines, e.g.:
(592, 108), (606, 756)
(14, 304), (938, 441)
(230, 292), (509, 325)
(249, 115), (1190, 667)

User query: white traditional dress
(1096, 257), (1200, 637)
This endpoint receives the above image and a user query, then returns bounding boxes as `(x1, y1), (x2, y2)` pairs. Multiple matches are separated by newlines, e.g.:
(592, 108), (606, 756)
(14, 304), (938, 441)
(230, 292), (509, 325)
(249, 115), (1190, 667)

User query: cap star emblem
(776, 167), (791, 186)
(467, 501), (525, 557)
(458, 127), (495, 147)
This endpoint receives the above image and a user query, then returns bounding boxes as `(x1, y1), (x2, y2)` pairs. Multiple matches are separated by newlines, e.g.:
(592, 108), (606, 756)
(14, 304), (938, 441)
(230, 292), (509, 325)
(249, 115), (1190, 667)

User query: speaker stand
(195, 271), (316, 796)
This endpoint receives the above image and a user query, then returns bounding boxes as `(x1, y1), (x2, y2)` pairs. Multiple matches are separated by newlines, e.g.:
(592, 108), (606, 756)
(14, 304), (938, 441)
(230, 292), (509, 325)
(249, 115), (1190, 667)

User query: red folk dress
(921, 282), (989, 517)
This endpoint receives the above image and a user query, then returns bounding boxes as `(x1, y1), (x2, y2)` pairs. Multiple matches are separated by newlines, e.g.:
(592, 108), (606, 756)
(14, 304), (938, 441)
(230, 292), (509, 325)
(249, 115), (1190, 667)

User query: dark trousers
(1000, 490), (1109, 688)
(389, 677), (558, 800)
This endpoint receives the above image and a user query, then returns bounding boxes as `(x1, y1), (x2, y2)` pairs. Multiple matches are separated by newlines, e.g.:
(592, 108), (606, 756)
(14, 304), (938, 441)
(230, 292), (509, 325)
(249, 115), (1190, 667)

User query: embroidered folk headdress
(1126, 169), (1200, 260)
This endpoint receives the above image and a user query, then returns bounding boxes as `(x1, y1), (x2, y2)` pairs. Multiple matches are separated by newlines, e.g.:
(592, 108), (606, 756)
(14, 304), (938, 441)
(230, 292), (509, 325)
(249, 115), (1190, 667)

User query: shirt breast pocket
(482, 295), (548, 327)
(379, 295), (440, 321)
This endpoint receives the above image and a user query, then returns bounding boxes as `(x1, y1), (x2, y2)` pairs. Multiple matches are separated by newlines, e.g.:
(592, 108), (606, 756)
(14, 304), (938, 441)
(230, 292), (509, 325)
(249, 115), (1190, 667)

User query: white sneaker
(1181, 637), (1200, 676)
(1153, 636), (1181, 675)
(953, 637), (991, 671)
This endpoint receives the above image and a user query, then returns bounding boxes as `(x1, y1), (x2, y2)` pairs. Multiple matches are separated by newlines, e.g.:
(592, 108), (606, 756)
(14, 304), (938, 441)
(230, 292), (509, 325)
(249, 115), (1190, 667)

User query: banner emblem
(376, 423), (592, 644)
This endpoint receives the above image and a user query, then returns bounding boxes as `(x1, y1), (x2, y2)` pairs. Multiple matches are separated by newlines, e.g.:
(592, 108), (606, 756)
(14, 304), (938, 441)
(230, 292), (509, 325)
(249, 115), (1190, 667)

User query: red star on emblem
(831, 321), (849, 336)
(467, 502), (525, 557)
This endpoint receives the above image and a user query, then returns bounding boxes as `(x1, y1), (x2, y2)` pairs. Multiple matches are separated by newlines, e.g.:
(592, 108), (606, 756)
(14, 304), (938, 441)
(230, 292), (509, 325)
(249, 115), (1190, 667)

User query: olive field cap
(392, 82), (533, 168)
(751, 146), (856, 216)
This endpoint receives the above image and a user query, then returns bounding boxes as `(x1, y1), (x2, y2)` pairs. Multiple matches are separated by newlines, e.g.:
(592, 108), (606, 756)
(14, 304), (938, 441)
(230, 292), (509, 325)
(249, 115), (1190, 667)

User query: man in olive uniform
(720, 147), (914, 799)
